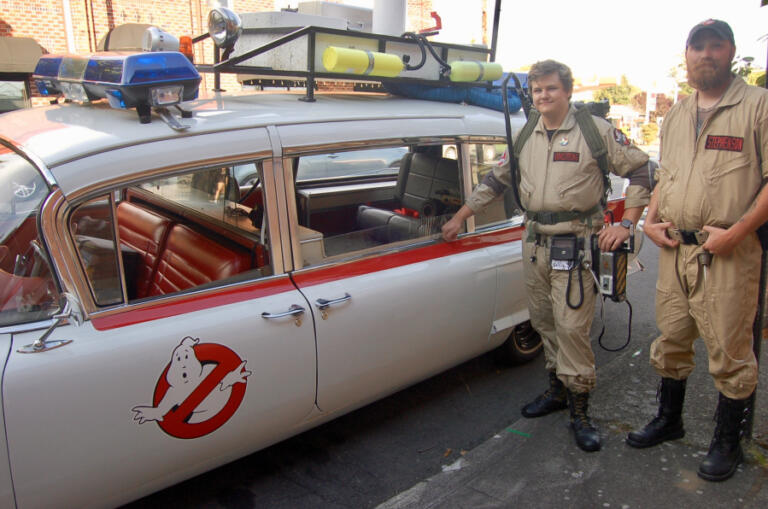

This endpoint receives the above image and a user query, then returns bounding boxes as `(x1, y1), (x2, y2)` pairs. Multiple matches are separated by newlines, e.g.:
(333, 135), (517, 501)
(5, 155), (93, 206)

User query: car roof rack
(192, 20), (520, 104)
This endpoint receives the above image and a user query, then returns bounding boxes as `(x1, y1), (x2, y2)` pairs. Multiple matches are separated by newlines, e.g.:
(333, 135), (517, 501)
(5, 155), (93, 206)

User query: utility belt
(666, 228), (709, 245)
(526, 204), (603, 226)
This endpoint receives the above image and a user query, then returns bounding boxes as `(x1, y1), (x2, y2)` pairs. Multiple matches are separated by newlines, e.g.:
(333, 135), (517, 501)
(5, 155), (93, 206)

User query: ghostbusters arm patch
(613, 128), (630, 146)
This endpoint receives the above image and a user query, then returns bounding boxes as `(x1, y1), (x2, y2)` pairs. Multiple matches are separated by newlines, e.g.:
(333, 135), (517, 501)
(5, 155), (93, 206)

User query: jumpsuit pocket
(702, 155), (757, 225)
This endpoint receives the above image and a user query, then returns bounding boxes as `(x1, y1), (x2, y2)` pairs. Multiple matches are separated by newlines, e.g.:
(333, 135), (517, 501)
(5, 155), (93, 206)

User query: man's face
(686, 31), (735, 91)
(530, 73), (570, 119)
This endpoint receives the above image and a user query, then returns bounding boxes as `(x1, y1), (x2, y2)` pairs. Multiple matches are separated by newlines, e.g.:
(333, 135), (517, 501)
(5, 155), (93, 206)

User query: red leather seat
(148, 224), (251, 296)
(117, 202), (173, 299)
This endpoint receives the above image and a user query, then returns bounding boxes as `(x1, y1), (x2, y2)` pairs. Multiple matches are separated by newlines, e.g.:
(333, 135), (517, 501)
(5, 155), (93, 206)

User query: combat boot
(567, 390), (601, 452)
(521, 370), (567, 418)
(698, 393), (748, 482)
(626, 377), (686, 448)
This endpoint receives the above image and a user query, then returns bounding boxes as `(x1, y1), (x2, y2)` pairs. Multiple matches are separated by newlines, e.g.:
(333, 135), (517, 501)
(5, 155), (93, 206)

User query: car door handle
(261, 304), (305, 319)
(315, 293), (351, 310)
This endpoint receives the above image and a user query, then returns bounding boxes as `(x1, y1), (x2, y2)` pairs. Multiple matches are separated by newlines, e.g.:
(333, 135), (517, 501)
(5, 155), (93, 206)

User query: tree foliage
(631, 92), (674, 117)
(641, 123), (659, 145)
(592, 75), (639, 105)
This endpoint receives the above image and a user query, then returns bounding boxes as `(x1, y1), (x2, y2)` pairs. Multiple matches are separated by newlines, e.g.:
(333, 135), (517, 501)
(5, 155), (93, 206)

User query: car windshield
(0, 148), (59, 327)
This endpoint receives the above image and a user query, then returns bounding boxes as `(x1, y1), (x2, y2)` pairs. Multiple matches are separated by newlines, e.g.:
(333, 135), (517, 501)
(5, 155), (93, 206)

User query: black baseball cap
(686, 19), (735, 47)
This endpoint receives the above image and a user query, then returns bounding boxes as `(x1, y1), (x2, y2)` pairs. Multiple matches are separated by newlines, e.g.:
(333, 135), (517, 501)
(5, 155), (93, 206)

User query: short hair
(528, 60), (574, 94)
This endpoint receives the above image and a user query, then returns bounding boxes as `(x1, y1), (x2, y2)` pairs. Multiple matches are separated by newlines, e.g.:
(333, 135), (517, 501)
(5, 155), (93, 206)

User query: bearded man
(626, 19), (768, 482)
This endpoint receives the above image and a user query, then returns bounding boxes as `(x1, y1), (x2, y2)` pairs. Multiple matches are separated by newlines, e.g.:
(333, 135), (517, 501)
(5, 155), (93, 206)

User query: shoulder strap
(574, 105), (611, 205)
(513, 109), (540, 160)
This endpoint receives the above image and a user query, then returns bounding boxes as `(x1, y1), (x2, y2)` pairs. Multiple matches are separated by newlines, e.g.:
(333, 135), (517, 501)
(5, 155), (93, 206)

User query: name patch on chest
(553, 152), (580, 162)
(705, 135), (744, 152)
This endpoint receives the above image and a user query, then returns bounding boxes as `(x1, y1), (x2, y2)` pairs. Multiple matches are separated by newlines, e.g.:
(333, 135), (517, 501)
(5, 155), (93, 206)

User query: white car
(0, 42), (550, 506)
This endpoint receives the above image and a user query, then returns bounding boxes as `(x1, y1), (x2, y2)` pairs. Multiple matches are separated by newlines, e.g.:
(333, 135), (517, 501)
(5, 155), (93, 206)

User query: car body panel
(0, 87), (541, 508)
(3, 282), (316, 509)
(293, 237), (498, 414)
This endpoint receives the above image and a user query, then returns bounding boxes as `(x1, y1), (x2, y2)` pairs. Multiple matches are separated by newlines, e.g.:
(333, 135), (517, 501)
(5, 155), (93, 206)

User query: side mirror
(17, 292), (82, 354)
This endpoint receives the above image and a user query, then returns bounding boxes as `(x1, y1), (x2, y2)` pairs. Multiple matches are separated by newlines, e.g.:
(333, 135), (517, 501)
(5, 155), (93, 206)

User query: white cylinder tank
(373, 0), (406, 36)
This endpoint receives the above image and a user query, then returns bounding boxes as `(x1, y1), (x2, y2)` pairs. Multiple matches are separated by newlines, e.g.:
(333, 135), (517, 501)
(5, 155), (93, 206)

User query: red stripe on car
(91, 226), (524, 330)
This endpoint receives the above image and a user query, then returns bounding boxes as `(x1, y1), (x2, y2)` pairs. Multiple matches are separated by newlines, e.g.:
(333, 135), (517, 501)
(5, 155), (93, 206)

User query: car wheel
(495, 320), (542, 365)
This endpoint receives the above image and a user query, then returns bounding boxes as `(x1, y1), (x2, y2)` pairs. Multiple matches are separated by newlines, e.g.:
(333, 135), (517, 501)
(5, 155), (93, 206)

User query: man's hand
(645, 220), (679, 248)
(702, 225), (736, 256)
(441, 216), (463, 242)
(597, 225), (631, 251)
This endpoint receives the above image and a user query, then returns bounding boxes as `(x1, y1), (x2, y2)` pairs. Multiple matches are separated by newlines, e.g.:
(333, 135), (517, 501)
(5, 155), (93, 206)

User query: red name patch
(553, 152), (580, 162)
(705, 135), (744, 152)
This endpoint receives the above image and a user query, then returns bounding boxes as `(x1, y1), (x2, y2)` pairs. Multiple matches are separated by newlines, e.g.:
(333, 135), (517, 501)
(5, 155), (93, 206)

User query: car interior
(68, 141), (509, 306)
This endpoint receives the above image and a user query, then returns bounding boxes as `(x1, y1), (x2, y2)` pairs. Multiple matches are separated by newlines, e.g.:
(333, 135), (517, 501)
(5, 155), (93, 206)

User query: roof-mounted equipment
(33, 51), (200, 129)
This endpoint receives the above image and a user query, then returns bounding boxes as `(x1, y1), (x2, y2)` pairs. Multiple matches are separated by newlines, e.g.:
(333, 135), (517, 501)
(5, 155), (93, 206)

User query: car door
(2, 147), (318, 509)
(281, 139), (498, 416)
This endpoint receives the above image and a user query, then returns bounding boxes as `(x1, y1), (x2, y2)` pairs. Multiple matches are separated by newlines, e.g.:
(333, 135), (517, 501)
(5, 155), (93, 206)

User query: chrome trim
(261, 304), (305, 319)
(314, 293), (351, 310)
(460, 142), (476, 234)
(39, 189), (91, 312)
(0, 136), (57, 186)
(266, 125), (292, 273)
(110, 193), (130, 304)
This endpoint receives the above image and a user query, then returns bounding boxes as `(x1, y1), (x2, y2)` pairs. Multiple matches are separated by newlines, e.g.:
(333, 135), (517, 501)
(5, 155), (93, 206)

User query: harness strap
(573, 106), (611, 204)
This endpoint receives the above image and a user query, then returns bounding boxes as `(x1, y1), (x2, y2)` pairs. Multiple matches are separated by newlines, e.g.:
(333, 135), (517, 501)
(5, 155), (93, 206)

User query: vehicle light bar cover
(33, 52), (201, 109)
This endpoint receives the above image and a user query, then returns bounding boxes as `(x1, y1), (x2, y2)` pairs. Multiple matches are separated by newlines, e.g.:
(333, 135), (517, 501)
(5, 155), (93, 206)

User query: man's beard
(687, 60), (732, 91)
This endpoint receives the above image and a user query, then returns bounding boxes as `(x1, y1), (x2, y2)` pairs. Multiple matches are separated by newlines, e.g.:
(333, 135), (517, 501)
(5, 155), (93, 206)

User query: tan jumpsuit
(467, 105), (649, 392)
(652, 77), (768, 399)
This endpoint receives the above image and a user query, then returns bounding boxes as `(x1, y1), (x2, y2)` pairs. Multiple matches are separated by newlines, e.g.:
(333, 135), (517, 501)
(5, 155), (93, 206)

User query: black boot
(626, 377), (686, 448)
(698, 393), (748, 482)
(521, 371), (567, 418)
(567, 390), (601, 452)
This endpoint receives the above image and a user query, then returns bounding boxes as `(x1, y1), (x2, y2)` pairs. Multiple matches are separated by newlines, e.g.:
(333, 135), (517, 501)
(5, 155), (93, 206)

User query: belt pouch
(550, 234), (579, 262)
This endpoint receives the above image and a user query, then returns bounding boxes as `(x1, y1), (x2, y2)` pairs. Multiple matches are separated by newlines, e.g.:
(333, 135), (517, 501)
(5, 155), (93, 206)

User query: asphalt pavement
(377, 252), (768, 509)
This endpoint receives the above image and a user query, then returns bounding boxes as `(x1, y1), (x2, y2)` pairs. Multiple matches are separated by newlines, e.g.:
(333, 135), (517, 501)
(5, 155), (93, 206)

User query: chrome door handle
(261, 304), (305, 319)
(315, 293), (351, 310)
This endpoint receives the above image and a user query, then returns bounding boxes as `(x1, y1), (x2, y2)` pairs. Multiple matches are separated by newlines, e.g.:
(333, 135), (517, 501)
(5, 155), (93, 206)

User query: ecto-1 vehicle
(0, 10), (559, 508)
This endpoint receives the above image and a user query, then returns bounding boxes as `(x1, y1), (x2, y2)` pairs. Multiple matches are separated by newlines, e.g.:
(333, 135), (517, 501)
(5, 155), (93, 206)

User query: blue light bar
(33, 52), (200, 112)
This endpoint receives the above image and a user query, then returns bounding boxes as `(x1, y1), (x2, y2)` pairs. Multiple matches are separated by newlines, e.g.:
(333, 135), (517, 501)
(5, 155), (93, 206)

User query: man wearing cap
(627, 19), (768, 482)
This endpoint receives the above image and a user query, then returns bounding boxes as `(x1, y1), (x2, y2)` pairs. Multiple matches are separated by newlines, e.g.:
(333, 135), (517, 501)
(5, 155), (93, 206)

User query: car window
(72, 162), (271, 305)
(0, 149), (59, 326)
(295, 144), (462, 265)
(70, 196), (123, 306)
(296, 146), (408, 182)
(467, 142), (518, 229)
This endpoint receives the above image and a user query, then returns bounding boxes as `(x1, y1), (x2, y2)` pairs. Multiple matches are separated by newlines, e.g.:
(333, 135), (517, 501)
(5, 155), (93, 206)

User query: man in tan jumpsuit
(442, 60), (649, 452)
(626, 19), (768, 482)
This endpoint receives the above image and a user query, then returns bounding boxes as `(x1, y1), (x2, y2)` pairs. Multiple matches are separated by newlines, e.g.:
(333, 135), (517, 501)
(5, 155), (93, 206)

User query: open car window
(72, 162), (271, 306)
(294, 144), (462, 266)
(467, 142), (520, 229)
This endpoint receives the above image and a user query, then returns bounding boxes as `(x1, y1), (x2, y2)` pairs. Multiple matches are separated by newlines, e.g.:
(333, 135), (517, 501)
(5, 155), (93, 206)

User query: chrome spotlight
(208, 7), (242, 48)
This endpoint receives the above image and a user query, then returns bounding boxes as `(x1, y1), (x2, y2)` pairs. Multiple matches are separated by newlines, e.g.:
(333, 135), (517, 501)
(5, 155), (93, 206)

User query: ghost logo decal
(132, 337), (251, 439)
